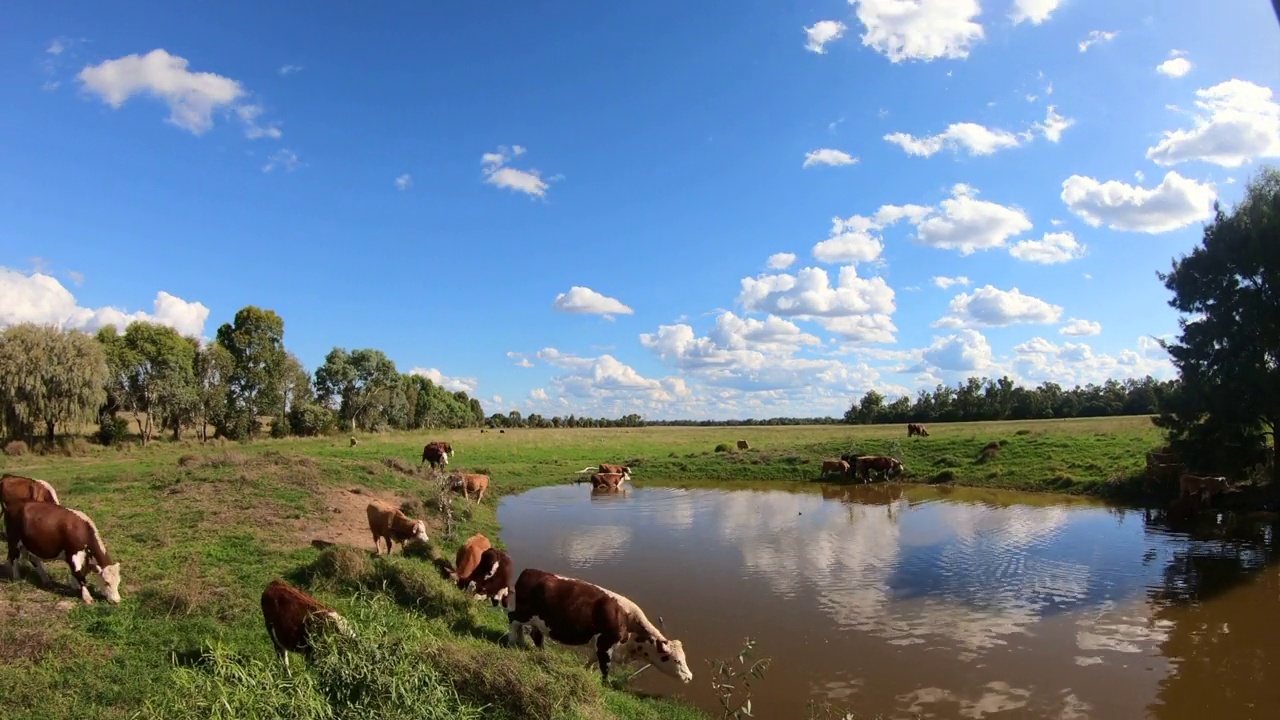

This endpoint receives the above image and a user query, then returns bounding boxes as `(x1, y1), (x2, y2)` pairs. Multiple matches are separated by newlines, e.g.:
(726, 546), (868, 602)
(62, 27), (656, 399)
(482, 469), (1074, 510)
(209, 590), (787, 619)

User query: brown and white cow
(907, 423), (930, 437)
(451, 532), (492, 587)
(260, 579), (354, 670)
(449, 473), (489, 504)
(365, 500), (429, 555)
(1178, 473), (1228, 503)
(820, 459), (850, 477)
(463, 546), (515, 609)
(597, 463), (632, 481)
(420, 441), (453, 469)
(855, 455), (905, 483)
(1, 474), (61, 534)
(504, 568), (692, 683)
(590, 472), (626, 490)
(5, 501), (121, 605)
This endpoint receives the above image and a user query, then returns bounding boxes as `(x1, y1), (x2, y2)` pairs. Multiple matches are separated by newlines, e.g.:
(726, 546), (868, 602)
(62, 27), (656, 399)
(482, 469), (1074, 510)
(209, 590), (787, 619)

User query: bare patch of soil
(291, 486), (431, 552)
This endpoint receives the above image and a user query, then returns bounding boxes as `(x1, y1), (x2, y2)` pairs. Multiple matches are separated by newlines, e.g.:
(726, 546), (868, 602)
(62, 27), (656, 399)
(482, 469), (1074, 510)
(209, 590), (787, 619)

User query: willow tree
(0, 324), (108, 443)
(1155, 166), (1280, 482)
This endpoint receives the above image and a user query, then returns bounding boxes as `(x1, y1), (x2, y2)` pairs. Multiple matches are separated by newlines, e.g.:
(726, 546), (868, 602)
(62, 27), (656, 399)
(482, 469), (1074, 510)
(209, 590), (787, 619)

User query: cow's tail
(69, 508), (111, 568)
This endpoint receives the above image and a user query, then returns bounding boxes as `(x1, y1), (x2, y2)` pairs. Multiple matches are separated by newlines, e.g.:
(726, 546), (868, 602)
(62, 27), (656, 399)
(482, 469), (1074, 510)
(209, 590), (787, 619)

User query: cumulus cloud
(850, 0), (984, 63)
(803, 148), (859, 167)
(738, 265), (895, 319)
(551, 286), (634, 319)
(1061, 171), (1216, 233)
(1008, 231), (1085, 264)
(1060, 318), (1102, 336)
(1011, 337), (1174, 386)
(920, 330), (994, 372)
(1011, 0), (1062, 25)
(1146, 79), (1280, 168)
(766, 252), (797, 270)
(913, 184), (1033, 255)
(804, 20), (847, 54)
(1156, 52), (1193, 79)
(408, 367), (479, 394)
(77, 49), (282, 139)
(507, 351), (535, 368)
(0, 267), (210, 337)
(394, 174), (413, 191)
(935, 285), (1063, 328)
(885, 122), (1023, 157)
(1035, 105), (1074, 142)
(932, 275), (970, 289)
(529, 388), (549, 401)
(812, 215), (885, 264)
(481, 145), (553, 197)
(1078, 30), (1117, 53)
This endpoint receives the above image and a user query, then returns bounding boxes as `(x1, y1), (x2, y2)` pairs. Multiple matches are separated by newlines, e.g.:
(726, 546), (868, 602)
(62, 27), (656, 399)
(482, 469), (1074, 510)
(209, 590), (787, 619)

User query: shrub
(3, 440), (27, 456)
(714, 443), (732, 453)
(55, 437), (90, 457)
(289, 403), (337, 437)
(96, 416), (130, 446)
(269, 418), (289, 439)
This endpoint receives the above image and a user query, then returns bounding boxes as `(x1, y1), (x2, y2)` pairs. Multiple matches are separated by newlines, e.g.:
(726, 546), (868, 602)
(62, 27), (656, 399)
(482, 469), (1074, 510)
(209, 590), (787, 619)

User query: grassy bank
(0, 416), (1169, 719)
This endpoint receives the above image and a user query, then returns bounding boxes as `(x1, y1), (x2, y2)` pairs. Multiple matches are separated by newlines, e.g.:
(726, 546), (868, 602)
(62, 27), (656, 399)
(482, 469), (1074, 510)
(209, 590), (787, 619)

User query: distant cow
(855, 455), (905, 483)
(365, 500), (429, 555)
(736, 440), (750, 450)
(451, 532), (492, 587)
(5, 501), (121, 605)
(907, 423), (929, 437)
(590, 472), (626, 490)
(504, 568), (692, 683)
(449, 473), (489, 504)
(1178, 473), (1228, 503)
(420, 441), (453, 469)
(260, 579), (354, 671)
(820, 459), (850, 477)
(463, 547), (515, 609)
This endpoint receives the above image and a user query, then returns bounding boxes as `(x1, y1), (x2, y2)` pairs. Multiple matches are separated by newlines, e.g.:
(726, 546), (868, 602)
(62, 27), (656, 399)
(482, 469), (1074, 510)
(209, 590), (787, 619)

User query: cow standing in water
(5, 501), (121, 605)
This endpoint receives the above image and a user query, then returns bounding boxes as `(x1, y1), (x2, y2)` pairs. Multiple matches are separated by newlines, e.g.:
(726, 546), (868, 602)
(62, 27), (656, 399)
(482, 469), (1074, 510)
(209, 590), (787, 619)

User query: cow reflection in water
(589, 485), (629, 503)
(822, 483), (904, 506)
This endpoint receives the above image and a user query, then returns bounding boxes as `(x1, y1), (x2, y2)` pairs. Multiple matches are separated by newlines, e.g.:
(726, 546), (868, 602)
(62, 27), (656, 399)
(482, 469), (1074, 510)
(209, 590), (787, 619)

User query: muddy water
(496, 483), (1280, 720)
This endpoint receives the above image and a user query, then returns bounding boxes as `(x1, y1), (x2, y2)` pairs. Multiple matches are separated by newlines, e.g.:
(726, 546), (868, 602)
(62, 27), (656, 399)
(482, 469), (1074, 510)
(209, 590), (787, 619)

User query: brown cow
(736, 440), (750, 450)
(420, 441), (453, 469)
(1178, 473), (1228, 503)
(907, 423), (930, 437)
(1, 474), (61, 512)
(451, 532), (492, 587)
(590, 472), (626, 490)
(5, 501), (121, 604)
(463, 546), (515, 609)
(504, 568), (692, 683)
(597, 463), (632, 480)
(449, 473), (489, 504)
(260, 579), (353, 671)
(365, 500), (429, 555)
(820, 459), (850, 477)
(855, 455), (905, 483)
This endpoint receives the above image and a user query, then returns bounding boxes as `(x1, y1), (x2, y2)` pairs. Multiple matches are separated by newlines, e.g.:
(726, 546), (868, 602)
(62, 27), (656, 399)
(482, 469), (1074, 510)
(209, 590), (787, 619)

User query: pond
(496, 483), (1280, 719)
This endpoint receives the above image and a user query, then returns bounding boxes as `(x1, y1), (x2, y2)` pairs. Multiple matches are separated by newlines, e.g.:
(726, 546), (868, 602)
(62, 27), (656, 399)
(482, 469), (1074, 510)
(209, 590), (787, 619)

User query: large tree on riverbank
(1154, 166), (1280, 483)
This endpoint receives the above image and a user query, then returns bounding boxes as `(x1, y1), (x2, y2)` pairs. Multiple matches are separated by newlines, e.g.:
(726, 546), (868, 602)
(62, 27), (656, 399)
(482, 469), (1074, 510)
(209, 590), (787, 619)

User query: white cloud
(1035, 105), (1074, 142)
(1146, 79), (1280, 168)
(885, 122), (1023, 157)
(66, 271), (85, 286)
(766, 252), (797, 270)
(529, 388), (549, 401)
(803, 148), (859, 167)
(1078, 30), (1117, 53)
(47, 39), (67, 56)
(1011, 0), (1062, 25)
(920, 330), (994, 371)
(812, 215), (885, 264)
(507, 351), (535, 368)
(850, 0), (985, 63)
(262, 149), (302, 173)
(914, 184), (1033, 255)
(408, 367), (479, 394)
(395, 173), (413, 191)
(481, 145), (552, 197)
(1060, 318), (1102, 336)
(0, 267), (210, 337)
(1156, 55), (1193, 79)
(935, 285), (1063, 328)
(1008, 231), (1085, 264)
(738, 265), (895, 319)
(932, 275), (970, 289)
(1061, 171), (1216, 233)
(77, 49), (281, 139)
(1011, 337), (1174, 386)
(817, 314), (899, 344)
(551, 286), (634, 320)
(277, 64), (303, 76)
(804, 20), (847, 54)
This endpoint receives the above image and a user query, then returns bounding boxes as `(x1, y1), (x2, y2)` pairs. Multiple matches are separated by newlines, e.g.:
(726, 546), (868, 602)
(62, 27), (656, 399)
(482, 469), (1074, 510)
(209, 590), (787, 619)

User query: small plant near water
(707, 637), (772, 719)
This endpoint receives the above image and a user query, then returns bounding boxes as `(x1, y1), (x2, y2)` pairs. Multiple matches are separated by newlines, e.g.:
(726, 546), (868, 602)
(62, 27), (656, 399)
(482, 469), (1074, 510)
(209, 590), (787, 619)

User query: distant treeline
(0, 305), (485, 446)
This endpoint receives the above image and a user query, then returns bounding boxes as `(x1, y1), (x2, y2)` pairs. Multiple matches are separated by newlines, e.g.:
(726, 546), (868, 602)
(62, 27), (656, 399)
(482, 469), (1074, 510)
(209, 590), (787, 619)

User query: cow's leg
(595, 636), (616, 682)
(28, 554), (51, 586)
(67, 550), (94, 604)
(476, 486), (486, 504)
(5, 538), (19, 580)
(504, 619), (527, 647)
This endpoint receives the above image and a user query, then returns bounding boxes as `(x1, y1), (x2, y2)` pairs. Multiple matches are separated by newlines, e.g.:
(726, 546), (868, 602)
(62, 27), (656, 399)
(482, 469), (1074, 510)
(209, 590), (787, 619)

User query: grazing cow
(840, 452), (863, 467)
(736, 440), (750, 450)
(505, 568), (692, 683)
(463, 547), (515, 608)
(420, 441), (453, 469)
(590, 472), (626, 490)
(449, 473), (489, 504)
(820, 459), (850, 477)
(260, 579), (353, 670)
(5, 501), (121, 605)
(855, 455), (905, 483)
(1178, 473), (1228, 503)
(451, 532), (492, 587)
(907, 423), (930, 437)
(365, 500), (429, 555)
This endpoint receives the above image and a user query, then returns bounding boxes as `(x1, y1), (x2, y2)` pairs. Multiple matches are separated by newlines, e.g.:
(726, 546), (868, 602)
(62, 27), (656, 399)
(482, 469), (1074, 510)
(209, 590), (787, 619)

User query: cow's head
(98, 562), (122, 604)
(410, 519), (430, 545)
(629, 633), (692, 683)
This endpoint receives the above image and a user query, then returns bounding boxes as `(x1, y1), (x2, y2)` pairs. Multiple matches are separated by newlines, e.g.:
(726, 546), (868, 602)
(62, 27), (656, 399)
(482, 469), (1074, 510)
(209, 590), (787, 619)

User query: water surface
(497, 483), (1280, 719)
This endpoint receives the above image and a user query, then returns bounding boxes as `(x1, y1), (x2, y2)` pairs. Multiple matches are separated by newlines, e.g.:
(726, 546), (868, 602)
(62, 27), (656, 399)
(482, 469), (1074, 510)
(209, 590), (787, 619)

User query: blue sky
(2, 1), (1278, 420)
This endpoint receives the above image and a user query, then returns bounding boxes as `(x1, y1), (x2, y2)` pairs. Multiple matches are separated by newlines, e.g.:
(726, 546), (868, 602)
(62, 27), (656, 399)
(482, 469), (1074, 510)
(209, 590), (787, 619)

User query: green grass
(0, 416), (1166, 719)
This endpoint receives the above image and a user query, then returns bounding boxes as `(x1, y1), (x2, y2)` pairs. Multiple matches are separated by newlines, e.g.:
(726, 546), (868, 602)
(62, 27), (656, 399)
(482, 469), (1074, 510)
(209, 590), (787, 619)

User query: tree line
(843, 375), (1176, 426)
(0, 305), (485, 446)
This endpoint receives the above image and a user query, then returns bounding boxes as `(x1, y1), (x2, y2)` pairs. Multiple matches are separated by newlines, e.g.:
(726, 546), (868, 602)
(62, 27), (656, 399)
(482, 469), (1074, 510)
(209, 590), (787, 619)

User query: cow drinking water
(5, 501), (121, 605)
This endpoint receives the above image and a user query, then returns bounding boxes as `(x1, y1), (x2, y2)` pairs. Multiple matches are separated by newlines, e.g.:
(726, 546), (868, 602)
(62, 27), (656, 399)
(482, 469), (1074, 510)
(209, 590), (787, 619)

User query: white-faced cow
(449, 473), (489, 504)
(365, 500), (429, 555)
(420, 441), (452, 470)
(505, 568), (692, 683)
(463, 547), (515, 608)
(260, 579), (354, 671)
(597, 463), (632, 481)
(5, 501), (121, 605)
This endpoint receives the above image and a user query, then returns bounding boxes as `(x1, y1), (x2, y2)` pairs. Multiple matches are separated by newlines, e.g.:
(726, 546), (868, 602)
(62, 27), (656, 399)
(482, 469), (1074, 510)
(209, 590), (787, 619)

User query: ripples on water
(497, 484), (1280, 720)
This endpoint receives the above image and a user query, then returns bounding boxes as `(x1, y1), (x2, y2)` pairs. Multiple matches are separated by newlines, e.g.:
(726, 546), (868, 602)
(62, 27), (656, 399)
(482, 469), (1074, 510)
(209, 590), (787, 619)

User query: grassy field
(0, 416), (1168, 719)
